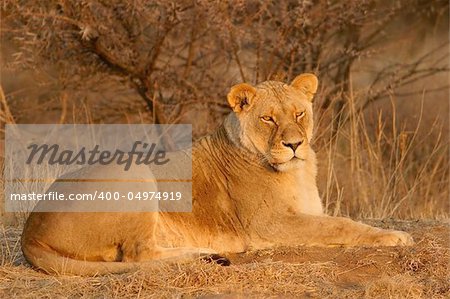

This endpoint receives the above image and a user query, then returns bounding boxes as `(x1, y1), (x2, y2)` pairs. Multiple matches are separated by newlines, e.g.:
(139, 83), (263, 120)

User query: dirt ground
(0, 219), (448, 298)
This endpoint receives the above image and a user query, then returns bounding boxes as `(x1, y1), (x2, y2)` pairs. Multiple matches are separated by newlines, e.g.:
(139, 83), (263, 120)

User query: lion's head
(226, 73), (318, 172)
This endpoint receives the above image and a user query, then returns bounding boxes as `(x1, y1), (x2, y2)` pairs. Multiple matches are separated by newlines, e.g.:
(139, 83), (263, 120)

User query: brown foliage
(2, 0), (448, 125)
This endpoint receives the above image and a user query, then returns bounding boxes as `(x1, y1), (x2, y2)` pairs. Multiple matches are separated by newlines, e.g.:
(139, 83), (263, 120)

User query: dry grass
(0, 220), (448, 298)
(316, 91), (449, 220)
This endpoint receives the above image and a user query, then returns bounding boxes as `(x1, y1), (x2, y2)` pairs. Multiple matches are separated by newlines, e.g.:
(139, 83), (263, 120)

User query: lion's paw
(371, 230), (414, 246)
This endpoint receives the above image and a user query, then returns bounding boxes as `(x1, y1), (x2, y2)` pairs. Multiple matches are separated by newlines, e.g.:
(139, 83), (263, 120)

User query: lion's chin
(269, 157), (304, 172)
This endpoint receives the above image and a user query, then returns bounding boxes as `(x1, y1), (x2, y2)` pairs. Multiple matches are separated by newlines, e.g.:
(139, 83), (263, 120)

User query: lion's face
(227, 74), (318, 172)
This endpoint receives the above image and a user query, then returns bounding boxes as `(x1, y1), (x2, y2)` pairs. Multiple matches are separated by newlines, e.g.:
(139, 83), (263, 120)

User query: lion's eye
(296, 111), (305, 120)
(261, 116), (274, 123)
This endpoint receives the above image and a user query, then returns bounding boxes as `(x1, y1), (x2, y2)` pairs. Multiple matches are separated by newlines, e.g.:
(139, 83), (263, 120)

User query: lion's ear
(227, 83), (257, 113)
(291, 73), (318, 102)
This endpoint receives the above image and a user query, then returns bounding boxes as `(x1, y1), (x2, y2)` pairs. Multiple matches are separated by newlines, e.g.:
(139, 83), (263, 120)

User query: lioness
(21, 73), (413, 275)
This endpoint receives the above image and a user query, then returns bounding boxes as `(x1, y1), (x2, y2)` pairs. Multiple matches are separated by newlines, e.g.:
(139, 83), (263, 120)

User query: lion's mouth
(269, 157), (305, 171)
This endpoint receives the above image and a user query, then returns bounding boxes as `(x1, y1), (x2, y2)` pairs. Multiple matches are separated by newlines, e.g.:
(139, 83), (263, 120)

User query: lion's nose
(282, 140), (303, 151)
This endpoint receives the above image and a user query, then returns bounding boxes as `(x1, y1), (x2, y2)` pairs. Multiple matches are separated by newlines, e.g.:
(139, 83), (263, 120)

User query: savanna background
(0, 0), (449, 298)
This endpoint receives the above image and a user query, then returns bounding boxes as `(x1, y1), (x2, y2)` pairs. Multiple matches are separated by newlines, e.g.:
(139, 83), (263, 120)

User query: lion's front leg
(252, 214), (414, 247)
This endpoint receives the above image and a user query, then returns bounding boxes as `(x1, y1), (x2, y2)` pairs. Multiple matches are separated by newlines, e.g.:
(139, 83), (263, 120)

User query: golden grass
(315, 92), (449, 220)
(0, 220), (448, 298)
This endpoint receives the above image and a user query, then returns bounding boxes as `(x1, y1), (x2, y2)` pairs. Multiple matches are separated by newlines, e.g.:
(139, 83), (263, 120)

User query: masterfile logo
(5, 124), (193, 213)
(25, 141), (170, 171)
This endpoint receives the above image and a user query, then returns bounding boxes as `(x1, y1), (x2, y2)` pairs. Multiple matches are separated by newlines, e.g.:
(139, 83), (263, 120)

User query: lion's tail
(22, 241), (143, 276)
